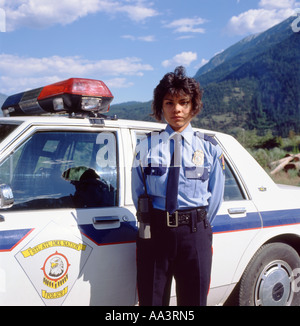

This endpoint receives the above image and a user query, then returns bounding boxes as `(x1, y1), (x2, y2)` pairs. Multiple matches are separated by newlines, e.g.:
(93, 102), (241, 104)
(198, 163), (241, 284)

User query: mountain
(110, 16), (299, 137)
(0, 94), (6, 106)
(0, 94), (7, 116)
(193, 16), (300, 136)
(195, 17), (295, 83)
(109, 101), (154, 122)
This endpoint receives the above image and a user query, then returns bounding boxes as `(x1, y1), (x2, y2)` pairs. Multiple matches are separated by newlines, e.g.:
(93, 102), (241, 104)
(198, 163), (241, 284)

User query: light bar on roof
(1, 78), (114, 116)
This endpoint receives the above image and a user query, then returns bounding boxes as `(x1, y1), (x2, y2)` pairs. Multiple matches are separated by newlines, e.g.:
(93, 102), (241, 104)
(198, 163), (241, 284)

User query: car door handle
(228, 207), (247, 215)
(93, 216), (120, 224)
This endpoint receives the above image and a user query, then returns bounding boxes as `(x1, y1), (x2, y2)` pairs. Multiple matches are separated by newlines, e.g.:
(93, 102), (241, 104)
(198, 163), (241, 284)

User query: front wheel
(239, 243), (300, 306)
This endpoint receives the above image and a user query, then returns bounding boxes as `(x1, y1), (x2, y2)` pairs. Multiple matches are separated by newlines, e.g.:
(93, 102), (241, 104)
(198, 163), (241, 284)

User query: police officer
(131, 66), (225, 306)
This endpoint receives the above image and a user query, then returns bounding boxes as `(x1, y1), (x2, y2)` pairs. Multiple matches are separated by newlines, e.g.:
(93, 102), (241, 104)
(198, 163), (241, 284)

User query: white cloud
(227, 0), (298, 35)
(120, 2), (158, 22)
(105, 77), (134, 89)
(175, 35), (195, 40)
(1, 0), (158, 31)
(0, 54), (153, 94)
(258, 0), (296, 10)
(162, 51), (197, 68)
(194, 58), (209, 70)
(163, 17), (206, 34)
(122, 34), (156, 42)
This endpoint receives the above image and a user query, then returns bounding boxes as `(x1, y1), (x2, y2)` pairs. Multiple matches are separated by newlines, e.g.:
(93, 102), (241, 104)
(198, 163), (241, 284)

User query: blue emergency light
(1, 78), (114, 116)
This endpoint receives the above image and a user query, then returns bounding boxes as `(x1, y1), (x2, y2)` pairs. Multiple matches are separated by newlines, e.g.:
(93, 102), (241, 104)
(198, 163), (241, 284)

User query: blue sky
(0, 0), (299, 104)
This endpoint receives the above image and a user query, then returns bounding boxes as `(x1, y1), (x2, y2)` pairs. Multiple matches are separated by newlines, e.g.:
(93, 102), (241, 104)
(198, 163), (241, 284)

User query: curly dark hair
(151, 66), (203, 122)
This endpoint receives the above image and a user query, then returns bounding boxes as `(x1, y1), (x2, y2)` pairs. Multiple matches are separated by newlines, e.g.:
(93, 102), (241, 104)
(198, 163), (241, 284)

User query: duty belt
(152, 207), (207, 230)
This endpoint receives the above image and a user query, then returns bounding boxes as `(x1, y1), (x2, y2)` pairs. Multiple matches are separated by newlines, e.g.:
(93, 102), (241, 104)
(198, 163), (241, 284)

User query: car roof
(0, 115), (225, 137)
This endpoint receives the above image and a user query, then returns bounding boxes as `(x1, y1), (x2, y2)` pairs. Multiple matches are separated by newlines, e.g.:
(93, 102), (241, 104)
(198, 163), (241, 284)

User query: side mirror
(0, 184), (14, 209)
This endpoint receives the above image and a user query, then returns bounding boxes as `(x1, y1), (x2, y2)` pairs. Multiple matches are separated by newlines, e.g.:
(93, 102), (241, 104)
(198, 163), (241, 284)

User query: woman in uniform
(132, 66), (225, 306)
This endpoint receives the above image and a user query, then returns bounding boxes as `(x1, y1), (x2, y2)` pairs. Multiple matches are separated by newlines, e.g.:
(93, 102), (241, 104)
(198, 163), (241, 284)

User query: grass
(236, 130), (300, 187)
(268, 170), (300, 187)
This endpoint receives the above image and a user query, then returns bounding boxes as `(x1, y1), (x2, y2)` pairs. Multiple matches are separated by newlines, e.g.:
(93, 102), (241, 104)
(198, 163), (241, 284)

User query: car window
(223, 161), (245, 201)
(0, 131), (118, 210)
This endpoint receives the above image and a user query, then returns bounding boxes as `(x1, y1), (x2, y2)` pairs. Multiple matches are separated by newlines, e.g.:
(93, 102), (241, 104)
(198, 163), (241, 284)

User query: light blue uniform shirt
(131, 123), (225, 223)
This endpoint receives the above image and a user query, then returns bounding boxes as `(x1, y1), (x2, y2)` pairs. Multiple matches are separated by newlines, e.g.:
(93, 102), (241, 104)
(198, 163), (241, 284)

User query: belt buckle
(167, 211), (178, 227)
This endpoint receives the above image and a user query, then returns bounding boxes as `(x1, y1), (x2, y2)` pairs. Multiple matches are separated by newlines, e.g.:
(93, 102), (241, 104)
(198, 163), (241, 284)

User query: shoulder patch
(204, 134), (218, 146)
(219, 153), (226, 171)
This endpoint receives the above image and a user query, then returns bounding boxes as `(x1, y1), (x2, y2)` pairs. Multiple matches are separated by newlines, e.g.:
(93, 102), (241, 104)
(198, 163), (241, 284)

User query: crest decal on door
(15, 221), (92, 306)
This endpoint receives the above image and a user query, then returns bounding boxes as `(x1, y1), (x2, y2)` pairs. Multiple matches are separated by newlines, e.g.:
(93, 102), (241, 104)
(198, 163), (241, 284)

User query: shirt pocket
(144, 165), (167, 196)
(184, 166), (209, 198)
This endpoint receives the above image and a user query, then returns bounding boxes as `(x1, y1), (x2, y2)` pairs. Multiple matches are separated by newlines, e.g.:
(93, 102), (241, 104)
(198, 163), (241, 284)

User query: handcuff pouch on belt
(136, 162), (153, 239)
(137, 193), (153, 224)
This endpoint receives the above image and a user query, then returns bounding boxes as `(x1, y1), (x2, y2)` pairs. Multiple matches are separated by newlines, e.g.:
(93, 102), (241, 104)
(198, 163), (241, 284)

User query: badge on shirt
(192, 150), (204, 166)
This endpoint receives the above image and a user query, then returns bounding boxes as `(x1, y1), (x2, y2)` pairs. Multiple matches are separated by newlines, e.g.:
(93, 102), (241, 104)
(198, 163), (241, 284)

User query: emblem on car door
(15, 221), (92, 306)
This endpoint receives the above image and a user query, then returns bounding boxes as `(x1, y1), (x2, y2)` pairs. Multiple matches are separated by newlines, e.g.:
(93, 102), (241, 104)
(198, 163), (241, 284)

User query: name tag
(185, 166), (209, 181)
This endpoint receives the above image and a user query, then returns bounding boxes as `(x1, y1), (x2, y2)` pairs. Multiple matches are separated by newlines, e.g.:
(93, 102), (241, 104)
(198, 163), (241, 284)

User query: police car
(0, 78), (299, 306)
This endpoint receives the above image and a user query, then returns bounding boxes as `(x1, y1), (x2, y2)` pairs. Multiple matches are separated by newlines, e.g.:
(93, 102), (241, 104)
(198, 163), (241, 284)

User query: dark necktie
(166, 133), (182, 214)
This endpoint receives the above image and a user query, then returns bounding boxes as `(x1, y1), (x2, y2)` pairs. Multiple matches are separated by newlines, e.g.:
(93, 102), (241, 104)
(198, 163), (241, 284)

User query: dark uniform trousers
(136, 210), (213, 306)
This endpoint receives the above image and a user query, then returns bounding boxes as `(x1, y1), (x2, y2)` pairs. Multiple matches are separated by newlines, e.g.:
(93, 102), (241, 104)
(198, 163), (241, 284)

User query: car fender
(231, 219), (300, 285)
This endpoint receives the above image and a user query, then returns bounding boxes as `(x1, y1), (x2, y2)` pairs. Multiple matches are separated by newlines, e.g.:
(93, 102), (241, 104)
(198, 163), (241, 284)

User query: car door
(0, 126), (137, 306)
(208, 157), (262, 305)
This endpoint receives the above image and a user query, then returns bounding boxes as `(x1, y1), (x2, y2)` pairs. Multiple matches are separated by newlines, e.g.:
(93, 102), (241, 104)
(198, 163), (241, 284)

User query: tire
(239, 243), (300, 306)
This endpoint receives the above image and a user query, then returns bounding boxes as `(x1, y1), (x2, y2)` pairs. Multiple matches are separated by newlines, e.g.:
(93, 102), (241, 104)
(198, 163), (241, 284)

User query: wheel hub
(255, 260), (294, 306)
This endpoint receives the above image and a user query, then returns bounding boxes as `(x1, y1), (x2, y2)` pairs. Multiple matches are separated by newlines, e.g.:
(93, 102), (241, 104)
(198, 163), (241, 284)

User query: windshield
(0, 123), (20, 142)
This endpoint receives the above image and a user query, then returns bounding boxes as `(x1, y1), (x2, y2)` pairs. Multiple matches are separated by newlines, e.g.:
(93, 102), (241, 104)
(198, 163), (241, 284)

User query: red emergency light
(2, 78), (114, 116)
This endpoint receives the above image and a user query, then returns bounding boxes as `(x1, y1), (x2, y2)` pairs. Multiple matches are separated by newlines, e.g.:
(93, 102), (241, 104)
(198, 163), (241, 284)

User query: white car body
(0, 116), (299, 306)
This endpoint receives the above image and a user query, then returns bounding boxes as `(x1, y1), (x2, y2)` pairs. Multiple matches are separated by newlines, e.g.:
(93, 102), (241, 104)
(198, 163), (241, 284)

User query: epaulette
(203, 134), (218, 146)
(195, 131), (218, 145)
